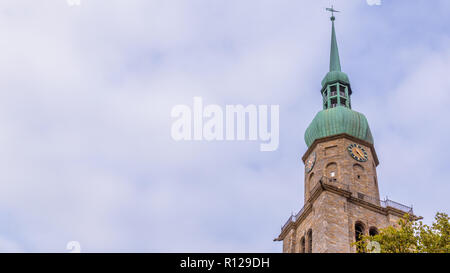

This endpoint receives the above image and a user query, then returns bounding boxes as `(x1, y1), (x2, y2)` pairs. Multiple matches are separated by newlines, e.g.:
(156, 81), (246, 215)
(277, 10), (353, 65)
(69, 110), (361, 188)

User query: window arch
(307, 229), (313, 253)
(369, 227), (379, 236)
(355, 221), (365, 253)
(325, 162), (337, 181)
(299, 236), (305, 253)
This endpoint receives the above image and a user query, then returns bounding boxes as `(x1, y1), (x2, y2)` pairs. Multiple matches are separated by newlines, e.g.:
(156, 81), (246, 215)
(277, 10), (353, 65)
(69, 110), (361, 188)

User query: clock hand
(356, 149), (364, 157)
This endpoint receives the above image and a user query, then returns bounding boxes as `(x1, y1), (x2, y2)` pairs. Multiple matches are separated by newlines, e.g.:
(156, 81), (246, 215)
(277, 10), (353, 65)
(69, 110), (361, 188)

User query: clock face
(348, 144), (368, 162)
(305, 152), (316, 173)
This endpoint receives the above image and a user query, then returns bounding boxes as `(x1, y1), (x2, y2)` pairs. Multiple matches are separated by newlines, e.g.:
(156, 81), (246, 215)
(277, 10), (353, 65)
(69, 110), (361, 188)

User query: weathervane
(325, 5), (340, 21)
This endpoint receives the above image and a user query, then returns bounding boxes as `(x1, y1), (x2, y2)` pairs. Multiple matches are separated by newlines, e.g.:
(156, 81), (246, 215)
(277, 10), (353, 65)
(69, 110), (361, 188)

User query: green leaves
(353, 212), (449, 253)
(416, 212), (450, 253)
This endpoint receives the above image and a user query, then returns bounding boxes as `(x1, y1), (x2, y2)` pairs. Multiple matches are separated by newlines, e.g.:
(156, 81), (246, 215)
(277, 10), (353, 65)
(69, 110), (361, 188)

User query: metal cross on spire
(325, 5), (340, 20)
(326, 5), (341, 72)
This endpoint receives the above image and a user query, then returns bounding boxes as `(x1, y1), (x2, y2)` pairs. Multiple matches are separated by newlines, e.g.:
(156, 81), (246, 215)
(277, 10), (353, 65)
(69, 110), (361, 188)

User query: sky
(0, 0), (449, 252)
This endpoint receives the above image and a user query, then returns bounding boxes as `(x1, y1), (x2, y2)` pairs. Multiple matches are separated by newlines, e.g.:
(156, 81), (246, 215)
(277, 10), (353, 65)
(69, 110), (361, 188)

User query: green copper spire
(304, 7), (374, 147)
(329, 16), (341, 72)
(321, 10), (350, 89)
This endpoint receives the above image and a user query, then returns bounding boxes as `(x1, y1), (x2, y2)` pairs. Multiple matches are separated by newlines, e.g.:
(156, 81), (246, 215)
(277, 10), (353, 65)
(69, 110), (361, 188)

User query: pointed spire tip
(329, 15), (341, 72)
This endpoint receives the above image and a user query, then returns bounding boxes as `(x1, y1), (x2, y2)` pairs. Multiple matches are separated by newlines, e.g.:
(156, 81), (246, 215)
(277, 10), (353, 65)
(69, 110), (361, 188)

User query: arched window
(325, 162), (337, 181)
(369, 227), (379, 236)
(300, 237), (305, 253)
(355, 222), (365, 253)
(307, 229), (313, 253)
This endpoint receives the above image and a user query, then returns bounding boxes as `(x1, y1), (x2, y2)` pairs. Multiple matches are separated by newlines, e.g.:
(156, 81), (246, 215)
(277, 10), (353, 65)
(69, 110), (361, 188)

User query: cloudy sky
(0, 0), (448, 252)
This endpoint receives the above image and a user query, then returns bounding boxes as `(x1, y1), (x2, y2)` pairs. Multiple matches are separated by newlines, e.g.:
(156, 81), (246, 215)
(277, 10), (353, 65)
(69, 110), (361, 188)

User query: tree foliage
(354, 212), (450, 253)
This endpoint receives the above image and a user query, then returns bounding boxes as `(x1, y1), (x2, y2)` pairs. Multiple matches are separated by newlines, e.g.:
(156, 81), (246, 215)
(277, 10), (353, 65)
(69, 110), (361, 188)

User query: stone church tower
(274, 13), (420, 253)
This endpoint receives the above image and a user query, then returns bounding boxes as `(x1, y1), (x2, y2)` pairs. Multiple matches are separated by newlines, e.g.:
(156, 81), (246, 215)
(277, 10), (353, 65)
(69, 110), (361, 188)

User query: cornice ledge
(301, 133), (379, 166)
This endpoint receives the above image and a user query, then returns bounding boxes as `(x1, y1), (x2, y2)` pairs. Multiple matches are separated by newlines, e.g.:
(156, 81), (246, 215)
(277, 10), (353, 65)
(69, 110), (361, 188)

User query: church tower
(275, 11), (420, 253)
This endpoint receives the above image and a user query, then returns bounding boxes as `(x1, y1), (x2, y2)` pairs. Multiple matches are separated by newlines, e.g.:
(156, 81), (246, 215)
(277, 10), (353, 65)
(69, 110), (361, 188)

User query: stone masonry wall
(280, 136), (406, 253)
